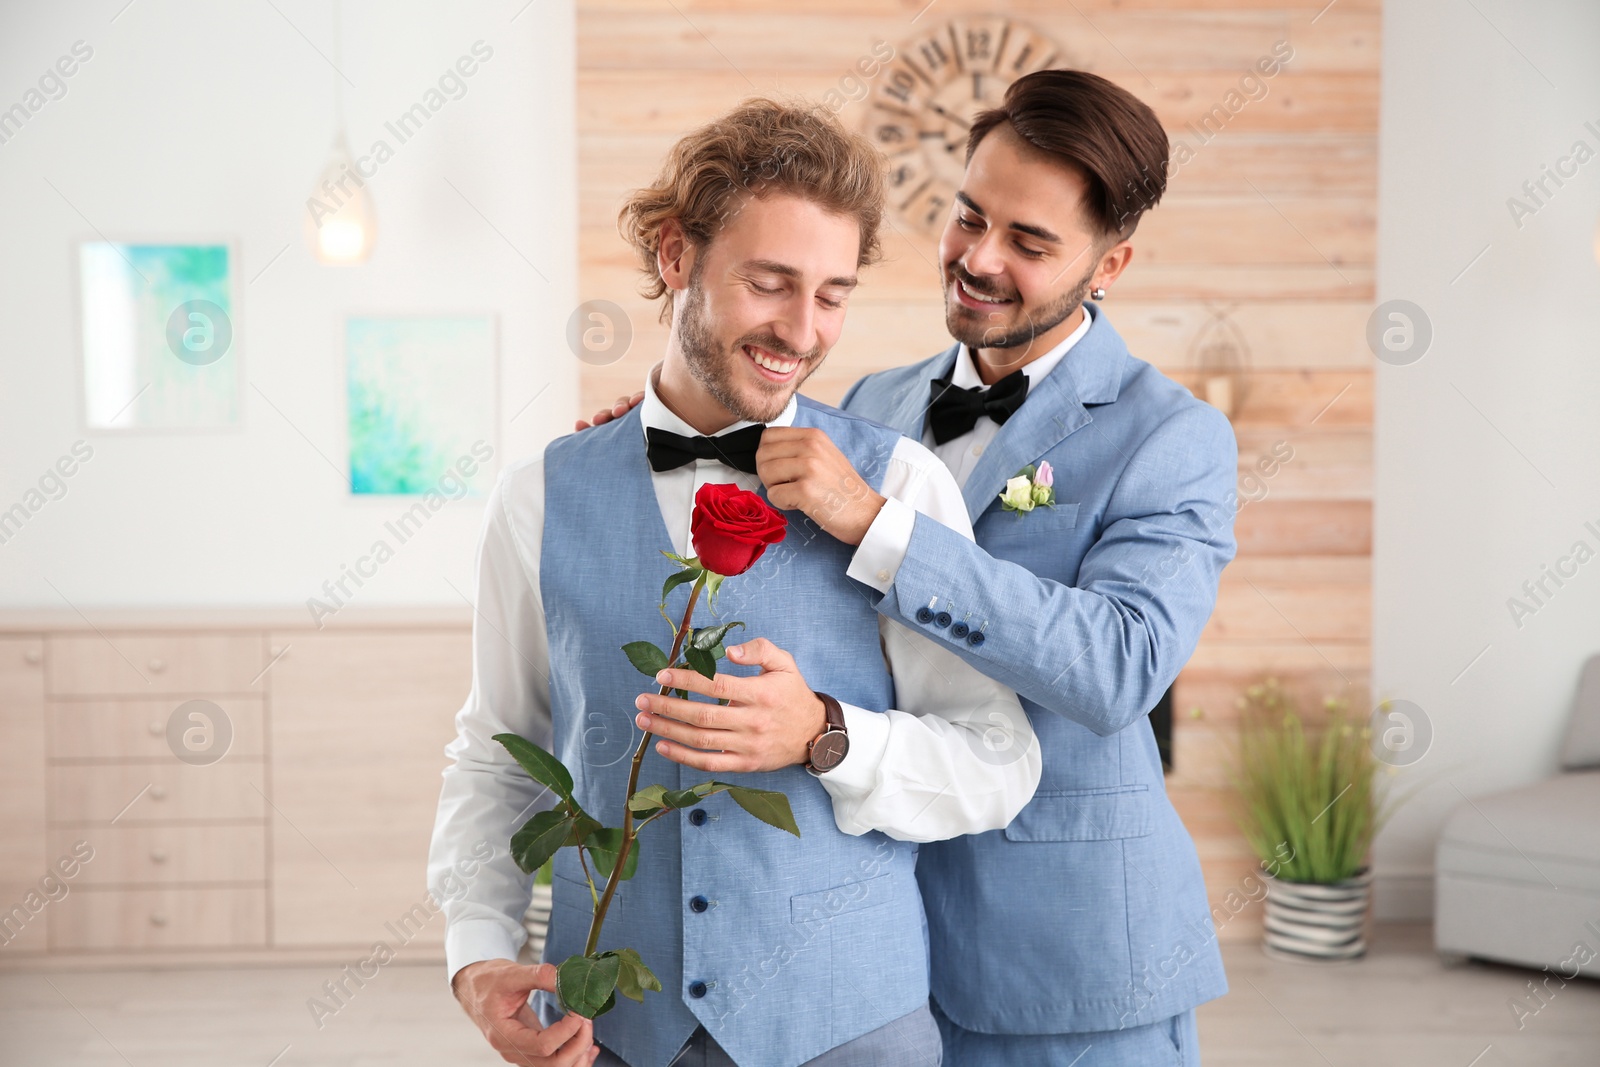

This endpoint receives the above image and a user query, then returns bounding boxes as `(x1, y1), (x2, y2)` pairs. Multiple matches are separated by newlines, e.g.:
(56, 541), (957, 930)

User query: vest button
(915, 606), (935, 624)
(950, 622), (970, 639)
(688, 808), (708, 826)
(968, 630), (986, 647)
(934, 611), (953, 628)
(690, 895), (709, 913)
(688, 980), (708, 999)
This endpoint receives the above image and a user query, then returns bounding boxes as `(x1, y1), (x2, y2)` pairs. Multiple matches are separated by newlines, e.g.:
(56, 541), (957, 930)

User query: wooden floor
(1, 925), (1595, 1066)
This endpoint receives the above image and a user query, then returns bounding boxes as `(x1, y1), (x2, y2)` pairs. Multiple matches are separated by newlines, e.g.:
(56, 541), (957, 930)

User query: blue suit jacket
(840, 301), (1235, 1034)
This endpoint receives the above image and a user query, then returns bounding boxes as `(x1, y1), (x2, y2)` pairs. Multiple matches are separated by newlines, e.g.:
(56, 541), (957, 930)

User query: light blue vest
(536, 398), (927, 1067)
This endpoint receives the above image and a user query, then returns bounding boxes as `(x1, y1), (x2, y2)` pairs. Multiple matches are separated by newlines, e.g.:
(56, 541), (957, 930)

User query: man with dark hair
(586, 69), (1233, 1065)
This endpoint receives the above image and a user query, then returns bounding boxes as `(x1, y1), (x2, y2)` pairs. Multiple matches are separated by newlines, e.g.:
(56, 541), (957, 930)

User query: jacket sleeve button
(915, 607), (935, 624)
(967, 630), (986, 647)
(934, 611), (953, 628)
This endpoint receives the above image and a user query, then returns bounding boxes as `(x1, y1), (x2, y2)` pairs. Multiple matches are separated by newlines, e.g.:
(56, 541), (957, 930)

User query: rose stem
(584, 570), (705, 957)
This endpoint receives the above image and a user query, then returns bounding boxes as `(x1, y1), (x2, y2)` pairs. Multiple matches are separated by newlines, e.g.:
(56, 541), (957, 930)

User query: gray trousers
(594, 1004), (941, 1067)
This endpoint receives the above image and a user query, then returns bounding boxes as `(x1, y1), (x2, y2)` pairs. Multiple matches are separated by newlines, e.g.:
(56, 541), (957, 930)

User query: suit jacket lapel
(885, 344), (960, 442)
(958, 303), (1129, 525)
(960, 367), (1090, 523)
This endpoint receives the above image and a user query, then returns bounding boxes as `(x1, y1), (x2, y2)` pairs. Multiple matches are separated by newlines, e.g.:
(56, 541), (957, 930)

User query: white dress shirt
(429, 366), (1039, 985)
(847, 311), (1093, 593)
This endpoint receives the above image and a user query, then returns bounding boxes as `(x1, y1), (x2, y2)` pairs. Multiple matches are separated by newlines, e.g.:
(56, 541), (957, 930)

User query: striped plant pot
(1261, 867), (1371, 963)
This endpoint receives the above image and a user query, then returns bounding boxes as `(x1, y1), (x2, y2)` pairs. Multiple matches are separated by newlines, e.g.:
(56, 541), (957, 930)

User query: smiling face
(661, 191), (861, 427)
(939, 122), (1130, 370)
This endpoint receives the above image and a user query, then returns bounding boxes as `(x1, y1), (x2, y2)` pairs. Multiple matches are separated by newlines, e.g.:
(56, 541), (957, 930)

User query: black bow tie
(645, 423), (765, 474)
(927, 367), (1030, 445)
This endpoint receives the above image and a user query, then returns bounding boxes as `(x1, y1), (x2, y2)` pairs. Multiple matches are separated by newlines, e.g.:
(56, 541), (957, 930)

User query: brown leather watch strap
(815, 691), (845, 732)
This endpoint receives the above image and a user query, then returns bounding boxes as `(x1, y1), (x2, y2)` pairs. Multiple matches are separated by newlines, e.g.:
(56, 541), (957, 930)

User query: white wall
(0, 0), (577, 611)
(1373, 0), (1600, 917)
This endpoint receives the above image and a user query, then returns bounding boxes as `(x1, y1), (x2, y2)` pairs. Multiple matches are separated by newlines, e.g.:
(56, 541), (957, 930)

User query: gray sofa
(1434, 654), (1600, 977)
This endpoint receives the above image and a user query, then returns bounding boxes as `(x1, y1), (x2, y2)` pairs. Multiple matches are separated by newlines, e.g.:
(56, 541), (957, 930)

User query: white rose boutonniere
(998, 460), (1056, 515)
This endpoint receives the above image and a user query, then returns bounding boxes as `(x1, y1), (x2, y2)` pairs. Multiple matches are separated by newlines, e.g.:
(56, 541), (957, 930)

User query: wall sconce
(1191, 305), (1250, 420)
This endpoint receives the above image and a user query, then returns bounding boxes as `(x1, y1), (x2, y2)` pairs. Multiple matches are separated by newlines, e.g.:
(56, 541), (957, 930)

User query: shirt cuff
(845, 495), (917, 593)
(445, 917), (525, 990)
(814, 702), (891, 799)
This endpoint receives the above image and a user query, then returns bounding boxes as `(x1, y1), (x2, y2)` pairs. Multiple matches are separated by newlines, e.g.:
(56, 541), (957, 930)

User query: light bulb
(305, 134), (376, 265)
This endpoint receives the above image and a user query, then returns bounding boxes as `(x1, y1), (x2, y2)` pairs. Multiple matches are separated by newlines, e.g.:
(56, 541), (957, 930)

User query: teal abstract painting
(345, 315), (495, 495)
(79, 242), (238, 429)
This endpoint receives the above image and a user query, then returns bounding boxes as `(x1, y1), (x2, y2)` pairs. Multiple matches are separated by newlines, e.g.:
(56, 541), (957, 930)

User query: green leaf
(673, 688), (688, 700)
(493, 734), (574, 802)
(685, 645), (717, 681)
(584, 828), (640, 881)
(727, 785), (801, 837)
(661, 787), (703, 808)
(607, 947), (662, 1002)
(556, 953), (621, 1019)
(661, 550), (699, 569)
(622, 641), (670, 678)
(509, 809), (574, 874)
(628, 784), (668, 815)
(708, 644), (726, 660)
(704, 571), (727, 610)
(661, 567), (701, 607)
(691, 621), (745, 651)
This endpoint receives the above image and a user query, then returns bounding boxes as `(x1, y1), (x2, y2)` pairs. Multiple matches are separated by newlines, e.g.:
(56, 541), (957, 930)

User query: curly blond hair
(618, 98), (886, 323)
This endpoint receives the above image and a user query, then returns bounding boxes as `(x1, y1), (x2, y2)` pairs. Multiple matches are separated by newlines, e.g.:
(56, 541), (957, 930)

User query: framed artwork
(77, 240), (241, 430)
(344, 314), (497, 495)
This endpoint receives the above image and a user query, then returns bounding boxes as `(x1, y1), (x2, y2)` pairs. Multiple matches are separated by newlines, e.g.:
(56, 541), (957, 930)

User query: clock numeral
(917, 37), (952, 76)
(880, 67), (917, 107)
(874, 122), (910, 146)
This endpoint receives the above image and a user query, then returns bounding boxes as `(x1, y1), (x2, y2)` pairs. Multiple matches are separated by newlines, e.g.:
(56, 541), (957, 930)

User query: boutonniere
(998, 460), (1056, 515)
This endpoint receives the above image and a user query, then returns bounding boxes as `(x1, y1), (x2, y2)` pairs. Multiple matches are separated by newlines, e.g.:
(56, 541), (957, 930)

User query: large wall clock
(864, 18), (1066, 236)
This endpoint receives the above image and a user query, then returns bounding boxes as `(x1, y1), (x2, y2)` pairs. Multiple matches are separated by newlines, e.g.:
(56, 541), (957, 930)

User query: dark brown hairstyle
(619, 98), (886, 322)
(968, 69), (1169, 242)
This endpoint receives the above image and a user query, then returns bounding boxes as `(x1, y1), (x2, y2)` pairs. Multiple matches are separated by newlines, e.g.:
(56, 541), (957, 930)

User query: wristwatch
(804, 691), (849, 776)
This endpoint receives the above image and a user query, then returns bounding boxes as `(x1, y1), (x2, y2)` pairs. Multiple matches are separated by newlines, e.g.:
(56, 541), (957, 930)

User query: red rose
(690, 482), (788, 577)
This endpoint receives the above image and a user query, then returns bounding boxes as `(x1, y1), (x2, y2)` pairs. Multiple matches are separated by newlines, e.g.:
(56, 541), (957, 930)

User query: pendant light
(305, 0), (375, 264)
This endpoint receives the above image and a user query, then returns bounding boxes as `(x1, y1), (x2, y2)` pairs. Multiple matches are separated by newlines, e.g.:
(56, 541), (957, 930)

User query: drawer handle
(150, 849), (168, 864)
(149, 786), (168, 801)
(148, 722), (163, 737)
(24, 649), (42, 665)
(149, 913), (168, 927)
(147, 657), (166, 673)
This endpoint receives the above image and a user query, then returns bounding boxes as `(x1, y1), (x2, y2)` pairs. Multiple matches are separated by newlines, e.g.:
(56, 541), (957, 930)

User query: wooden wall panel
(576, 0), (1377, 941)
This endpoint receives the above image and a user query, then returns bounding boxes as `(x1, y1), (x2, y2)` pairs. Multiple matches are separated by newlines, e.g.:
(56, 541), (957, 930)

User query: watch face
(810, 730), (850, 772)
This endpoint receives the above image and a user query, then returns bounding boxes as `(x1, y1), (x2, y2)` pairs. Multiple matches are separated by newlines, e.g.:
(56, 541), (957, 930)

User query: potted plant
(1230, 678), (1393, 962)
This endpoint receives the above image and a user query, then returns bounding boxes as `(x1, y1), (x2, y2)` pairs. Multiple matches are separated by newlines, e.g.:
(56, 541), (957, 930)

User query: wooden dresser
(0, 608), (472, 967)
